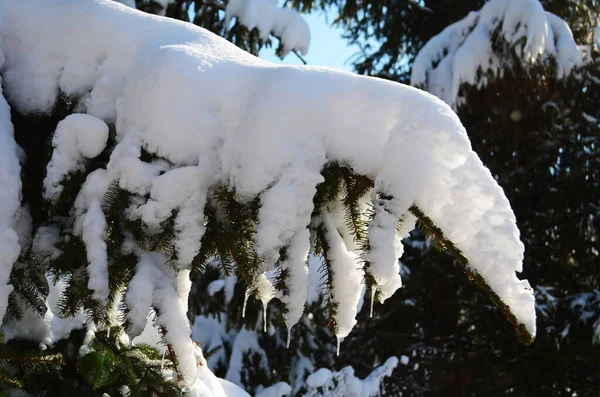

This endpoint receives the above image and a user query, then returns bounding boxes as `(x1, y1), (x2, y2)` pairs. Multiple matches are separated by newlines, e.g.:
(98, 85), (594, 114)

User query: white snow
(44, 114), (109, 201)
(366, 199), (416, 302)
(31, 225), (62, 265)
(306, 368), (333, 388)
(2, 274), (86, 346)
(218, 379), (252, 397)
(14, 205), (32, 253)
(225, 0), (310, 56)
(411, 0), (582, 108)
(79, 325), (97, 356)
(125, 254), (157, 338)
(278, 228), (311, 331)
(81, 200), (109, 303)
(304, 357), (398, 397)
(0, 47), (21, 325)
(208, 279), (226, 297)
(138, 166), (213, 267)
(0, 0), (538, 393)
(73, 169), (110, 305)
(254, 382), (291, 397)
(114, 0), (136, 8)
(152, 254), (198, 383)
(225, 329), (269, 386)
(322, 211), (364, 339)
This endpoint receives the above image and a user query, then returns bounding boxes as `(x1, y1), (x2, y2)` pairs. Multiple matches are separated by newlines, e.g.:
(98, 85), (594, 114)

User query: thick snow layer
(0, 49), (20, 325)
(0, 0), (537, 392)
(225, 0), (310, 56)
(411, 0), (582, 108)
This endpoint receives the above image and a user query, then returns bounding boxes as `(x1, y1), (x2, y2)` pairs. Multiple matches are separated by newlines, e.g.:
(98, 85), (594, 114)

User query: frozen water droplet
(336, 337), (342, 357)
(242, 289), (250, 318)
(370, 286), (376, 318)
(262, 300), (268, 332)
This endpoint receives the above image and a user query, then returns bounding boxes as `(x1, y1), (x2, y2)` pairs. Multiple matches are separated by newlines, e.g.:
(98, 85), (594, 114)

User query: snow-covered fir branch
(0, 0), (537, 394)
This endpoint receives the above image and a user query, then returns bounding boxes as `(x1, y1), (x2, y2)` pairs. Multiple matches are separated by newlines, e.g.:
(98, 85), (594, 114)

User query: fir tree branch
(408, 205), (534, 344)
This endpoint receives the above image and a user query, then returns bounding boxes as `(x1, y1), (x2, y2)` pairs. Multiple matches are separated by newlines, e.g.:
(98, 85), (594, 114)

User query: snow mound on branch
(225, 0), (310, 56)
(411, 0), (582, 108)
(0, 0), (535, 390)
(44, 113), (109, 201)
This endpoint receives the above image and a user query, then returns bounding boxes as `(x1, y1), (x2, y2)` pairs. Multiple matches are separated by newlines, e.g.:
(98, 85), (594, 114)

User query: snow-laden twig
(0, 0), (537, 389)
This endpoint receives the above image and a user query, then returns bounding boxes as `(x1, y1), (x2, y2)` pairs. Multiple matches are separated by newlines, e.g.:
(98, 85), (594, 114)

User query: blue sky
(258, 11), (359, 71)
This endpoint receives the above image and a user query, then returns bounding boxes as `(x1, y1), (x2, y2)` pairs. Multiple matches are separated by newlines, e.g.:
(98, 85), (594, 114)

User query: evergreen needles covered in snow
(119, 0), (310, 57)
(411, 0), (583, 108)
(0, 0), (536, 394)
(224, 0), (310, 56)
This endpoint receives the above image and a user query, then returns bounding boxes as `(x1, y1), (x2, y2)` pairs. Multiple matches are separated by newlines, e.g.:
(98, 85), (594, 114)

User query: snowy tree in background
(410, 0), (583, 107)
(0, 0), (538, 395)
(116, 0), (310, 58)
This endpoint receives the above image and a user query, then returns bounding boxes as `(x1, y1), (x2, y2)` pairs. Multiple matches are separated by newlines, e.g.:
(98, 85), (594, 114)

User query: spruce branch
(0, 336), (65, 393)
(7, 263), (49, 320)
(408, 205), (535, 344)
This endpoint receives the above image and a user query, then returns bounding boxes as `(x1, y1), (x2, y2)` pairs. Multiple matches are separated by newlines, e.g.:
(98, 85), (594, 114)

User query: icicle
(336, 336), (342, 357)
(370, 286), (376, 318)
(161, 349), (166, 370)
(107, 327), (111, 339)
(262, 300), (268, 333)
(286, 326), (291, 349)
(242, 289), (250, 318)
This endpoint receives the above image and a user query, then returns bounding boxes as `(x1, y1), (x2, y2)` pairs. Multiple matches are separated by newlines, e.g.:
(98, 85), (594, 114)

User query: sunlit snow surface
(0, 0), (535, 394)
